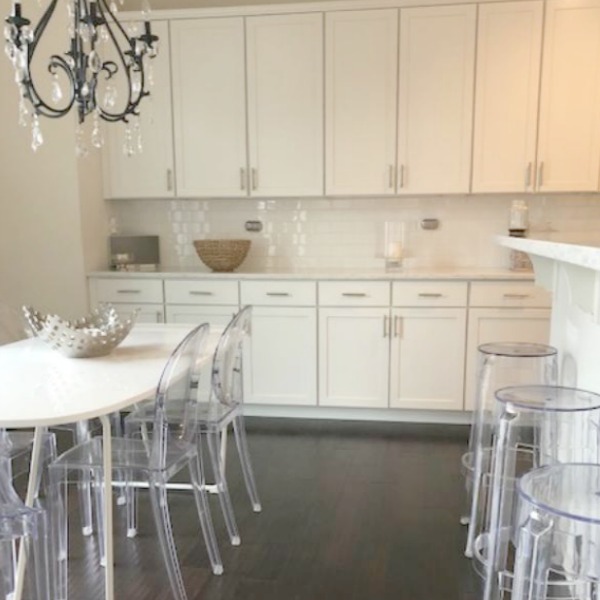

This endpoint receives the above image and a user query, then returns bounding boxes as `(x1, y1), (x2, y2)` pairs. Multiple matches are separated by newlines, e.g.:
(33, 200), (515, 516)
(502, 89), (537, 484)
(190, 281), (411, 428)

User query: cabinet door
(243, 307), (317, 406)
(246, 14), (324, 197)
(319, 308), (390, 408)
(537, 0), (600, 192)
(171, 18), (247, 197)
(465, 308), (551, 410)
(397, 5), (475, 194)
(102, 21), (175, 199)
(472, 2), (543, 193)
(390, 308), (467, 411)
(325, 10), (398, 196)
(112, 303), (164, 324)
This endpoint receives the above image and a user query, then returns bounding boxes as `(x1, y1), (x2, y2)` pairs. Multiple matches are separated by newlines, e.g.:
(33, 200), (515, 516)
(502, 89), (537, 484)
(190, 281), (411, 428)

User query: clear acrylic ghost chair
(48, 323), (223, 600)
(511, 463), (600, 600)
(475, 385), (600, 600)
(125, 306), (261, 548)
(0, 454), (51, 600)
(462, 342), (558, 558)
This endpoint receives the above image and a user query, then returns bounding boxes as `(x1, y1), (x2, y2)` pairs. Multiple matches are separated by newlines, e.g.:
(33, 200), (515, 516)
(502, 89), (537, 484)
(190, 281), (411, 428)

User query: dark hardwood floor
(60, 418), (481, 600)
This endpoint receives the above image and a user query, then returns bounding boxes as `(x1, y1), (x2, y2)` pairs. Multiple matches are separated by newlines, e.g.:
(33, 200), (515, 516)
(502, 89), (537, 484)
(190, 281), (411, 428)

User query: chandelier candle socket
(4, 0), (159, 154)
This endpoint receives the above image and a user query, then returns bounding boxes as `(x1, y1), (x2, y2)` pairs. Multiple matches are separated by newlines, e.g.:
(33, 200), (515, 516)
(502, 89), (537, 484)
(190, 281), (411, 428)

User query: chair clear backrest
(0, 454), (23, 508)
(150, 323), (210, 470)
(211, 306), (252, 408)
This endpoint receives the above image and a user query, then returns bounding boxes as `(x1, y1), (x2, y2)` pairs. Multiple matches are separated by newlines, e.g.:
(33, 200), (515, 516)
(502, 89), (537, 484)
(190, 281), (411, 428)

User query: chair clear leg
(31, 511), (51, 600)
(110, 413), (127, 506)
(148, 477), (188, 600)
(205, 430), (240, 546)
(232, 416), (261, 513)
(48, 468), (69, 600)
(0, 539), (16, 600)
(188, 456), (223, 576)
(125, 470), (138, 539)
(73, 423), (93, 537)
(92, 469), (106, 568)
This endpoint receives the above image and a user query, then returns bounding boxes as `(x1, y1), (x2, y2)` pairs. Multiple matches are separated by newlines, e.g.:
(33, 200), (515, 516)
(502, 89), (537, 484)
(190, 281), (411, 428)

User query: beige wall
(0, 15), (107, 318)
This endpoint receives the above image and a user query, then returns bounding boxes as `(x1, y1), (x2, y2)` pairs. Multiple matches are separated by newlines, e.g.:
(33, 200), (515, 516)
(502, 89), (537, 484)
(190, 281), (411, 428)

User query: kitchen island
(498, 235), (600, 392)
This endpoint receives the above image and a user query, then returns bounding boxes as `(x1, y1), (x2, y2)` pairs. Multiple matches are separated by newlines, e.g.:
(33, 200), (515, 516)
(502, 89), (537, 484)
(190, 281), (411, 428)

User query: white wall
(0, 12), (107, 318)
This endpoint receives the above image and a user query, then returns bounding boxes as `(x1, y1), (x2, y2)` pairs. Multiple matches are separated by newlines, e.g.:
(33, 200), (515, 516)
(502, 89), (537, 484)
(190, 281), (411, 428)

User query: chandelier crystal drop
(4, 0), (159, 153)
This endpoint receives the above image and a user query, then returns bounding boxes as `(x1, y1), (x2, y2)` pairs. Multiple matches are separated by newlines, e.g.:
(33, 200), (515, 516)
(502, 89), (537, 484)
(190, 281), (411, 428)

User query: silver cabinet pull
(537, 162), (544, 187)
(398, 164), (405, 189)
(525, 162), (532, 188)
(503, 293), (530, 299)
(394, 315), (402, 337)
(189, 291), (213, 296)
(166, 168), (173, 192)
(388, 165), (395, 189)
(116, 289), (141, 294)
(251, 168), (258, 191)
(240, 168), (246, 191)
(342, 292), (367, 298)
(383, 315), (389, 338)
(418, 293), (443, 298)
(266, 292), (290, 297)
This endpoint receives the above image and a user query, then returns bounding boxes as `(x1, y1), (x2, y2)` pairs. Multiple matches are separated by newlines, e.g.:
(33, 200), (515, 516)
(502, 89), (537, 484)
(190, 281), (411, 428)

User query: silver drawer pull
(116, 289), (141, 294)
(189, 291), (214, 296)
(342, 293), (367, 297)
(266, 292), (290, 297)
(418, 293), (443, 298)
(503, 293), (530, 299)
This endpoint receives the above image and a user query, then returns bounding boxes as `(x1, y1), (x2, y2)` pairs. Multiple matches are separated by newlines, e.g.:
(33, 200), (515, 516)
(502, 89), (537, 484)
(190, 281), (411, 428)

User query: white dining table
(0, 323), (219, 600)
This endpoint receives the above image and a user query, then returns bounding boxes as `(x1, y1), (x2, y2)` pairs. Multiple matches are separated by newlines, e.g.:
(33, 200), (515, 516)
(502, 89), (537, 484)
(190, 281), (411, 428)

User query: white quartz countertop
(89, 267), (534, 281)
(497, 235), (600, 272)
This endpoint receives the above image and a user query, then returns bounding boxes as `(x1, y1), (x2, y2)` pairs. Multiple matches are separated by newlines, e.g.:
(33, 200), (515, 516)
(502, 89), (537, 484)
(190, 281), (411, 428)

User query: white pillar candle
(386, 242), (403, 259)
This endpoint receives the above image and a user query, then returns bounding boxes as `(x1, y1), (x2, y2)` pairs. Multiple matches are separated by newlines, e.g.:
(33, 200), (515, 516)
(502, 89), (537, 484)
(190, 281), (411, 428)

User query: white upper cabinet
(397, 5), (476, 194)
(102, 21), (175, 199)
(170, 18), (247, 198)
(472, 2), (543, 193)
(246, 14), (324, 197)
(325, 10), (399, 196)
(537, 0), (600, 192)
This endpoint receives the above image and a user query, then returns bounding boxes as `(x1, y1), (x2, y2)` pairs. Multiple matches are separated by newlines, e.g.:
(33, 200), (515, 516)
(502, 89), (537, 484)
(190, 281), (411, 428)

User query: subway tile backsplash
(108, 194), (600, 271)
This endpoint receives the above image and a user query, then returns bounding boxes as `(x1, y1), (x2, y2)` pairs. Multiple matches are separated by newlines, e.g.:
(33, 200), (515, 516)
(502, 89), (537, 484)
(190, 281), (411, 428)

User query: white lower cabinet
(165, 305), (238, 328)
(390, 308), (467, 410)
(318, 307), (390, 408)
(243, 307), (317, 406)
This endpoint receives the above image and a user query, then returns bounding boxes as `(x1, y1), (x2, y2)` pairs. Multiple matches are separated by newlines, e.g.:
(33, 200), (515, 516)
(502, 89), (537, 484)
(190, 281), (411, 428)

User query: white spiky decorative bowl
(23, 303), (137, 358)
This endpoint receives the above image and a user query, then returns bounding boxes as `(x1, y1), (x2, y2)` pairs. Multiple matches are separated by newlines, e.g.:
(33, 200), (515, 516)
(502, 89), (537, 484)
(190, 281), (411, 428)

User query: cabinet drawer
(240, 281), (316, 306)
(469, 282), (551, 308)
(319, 281), (390, 306)
(92, 278), (164, 304)
(165, 279), (239, 305)
(392, 281), (468, 307)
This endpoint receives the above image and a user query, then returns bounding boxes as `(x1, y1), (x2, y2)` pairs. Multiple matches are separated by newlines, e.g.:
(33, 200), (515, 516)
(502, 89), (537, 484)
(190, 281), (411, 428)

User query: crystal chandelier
(4, 0), (159, 155)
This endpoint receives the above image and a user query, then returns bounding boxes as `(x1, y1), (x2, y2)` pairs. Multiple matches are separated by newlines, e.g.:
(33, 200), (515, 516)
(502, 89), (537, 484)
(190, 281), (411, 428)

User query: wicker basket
(193, 239), (251, 272)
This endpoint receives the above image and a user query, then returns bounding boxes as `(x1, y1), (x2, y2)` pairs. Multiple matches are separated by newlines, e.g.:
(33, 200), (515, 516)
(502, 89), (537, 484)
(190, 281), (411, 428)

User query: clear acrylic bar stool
(477, 385), (600, 600)
(512, 463), (600, 600)
(462, 342), (558, 558)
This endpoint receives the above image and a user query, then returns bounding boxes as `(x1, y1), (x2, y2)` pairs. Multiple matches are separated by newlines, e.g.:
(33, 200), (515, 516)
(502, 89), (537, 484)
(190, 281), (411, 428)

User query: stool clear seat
(478, 385), (600, 600)
(511, 463), (600, 600)
(463, 342), (558, 556)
